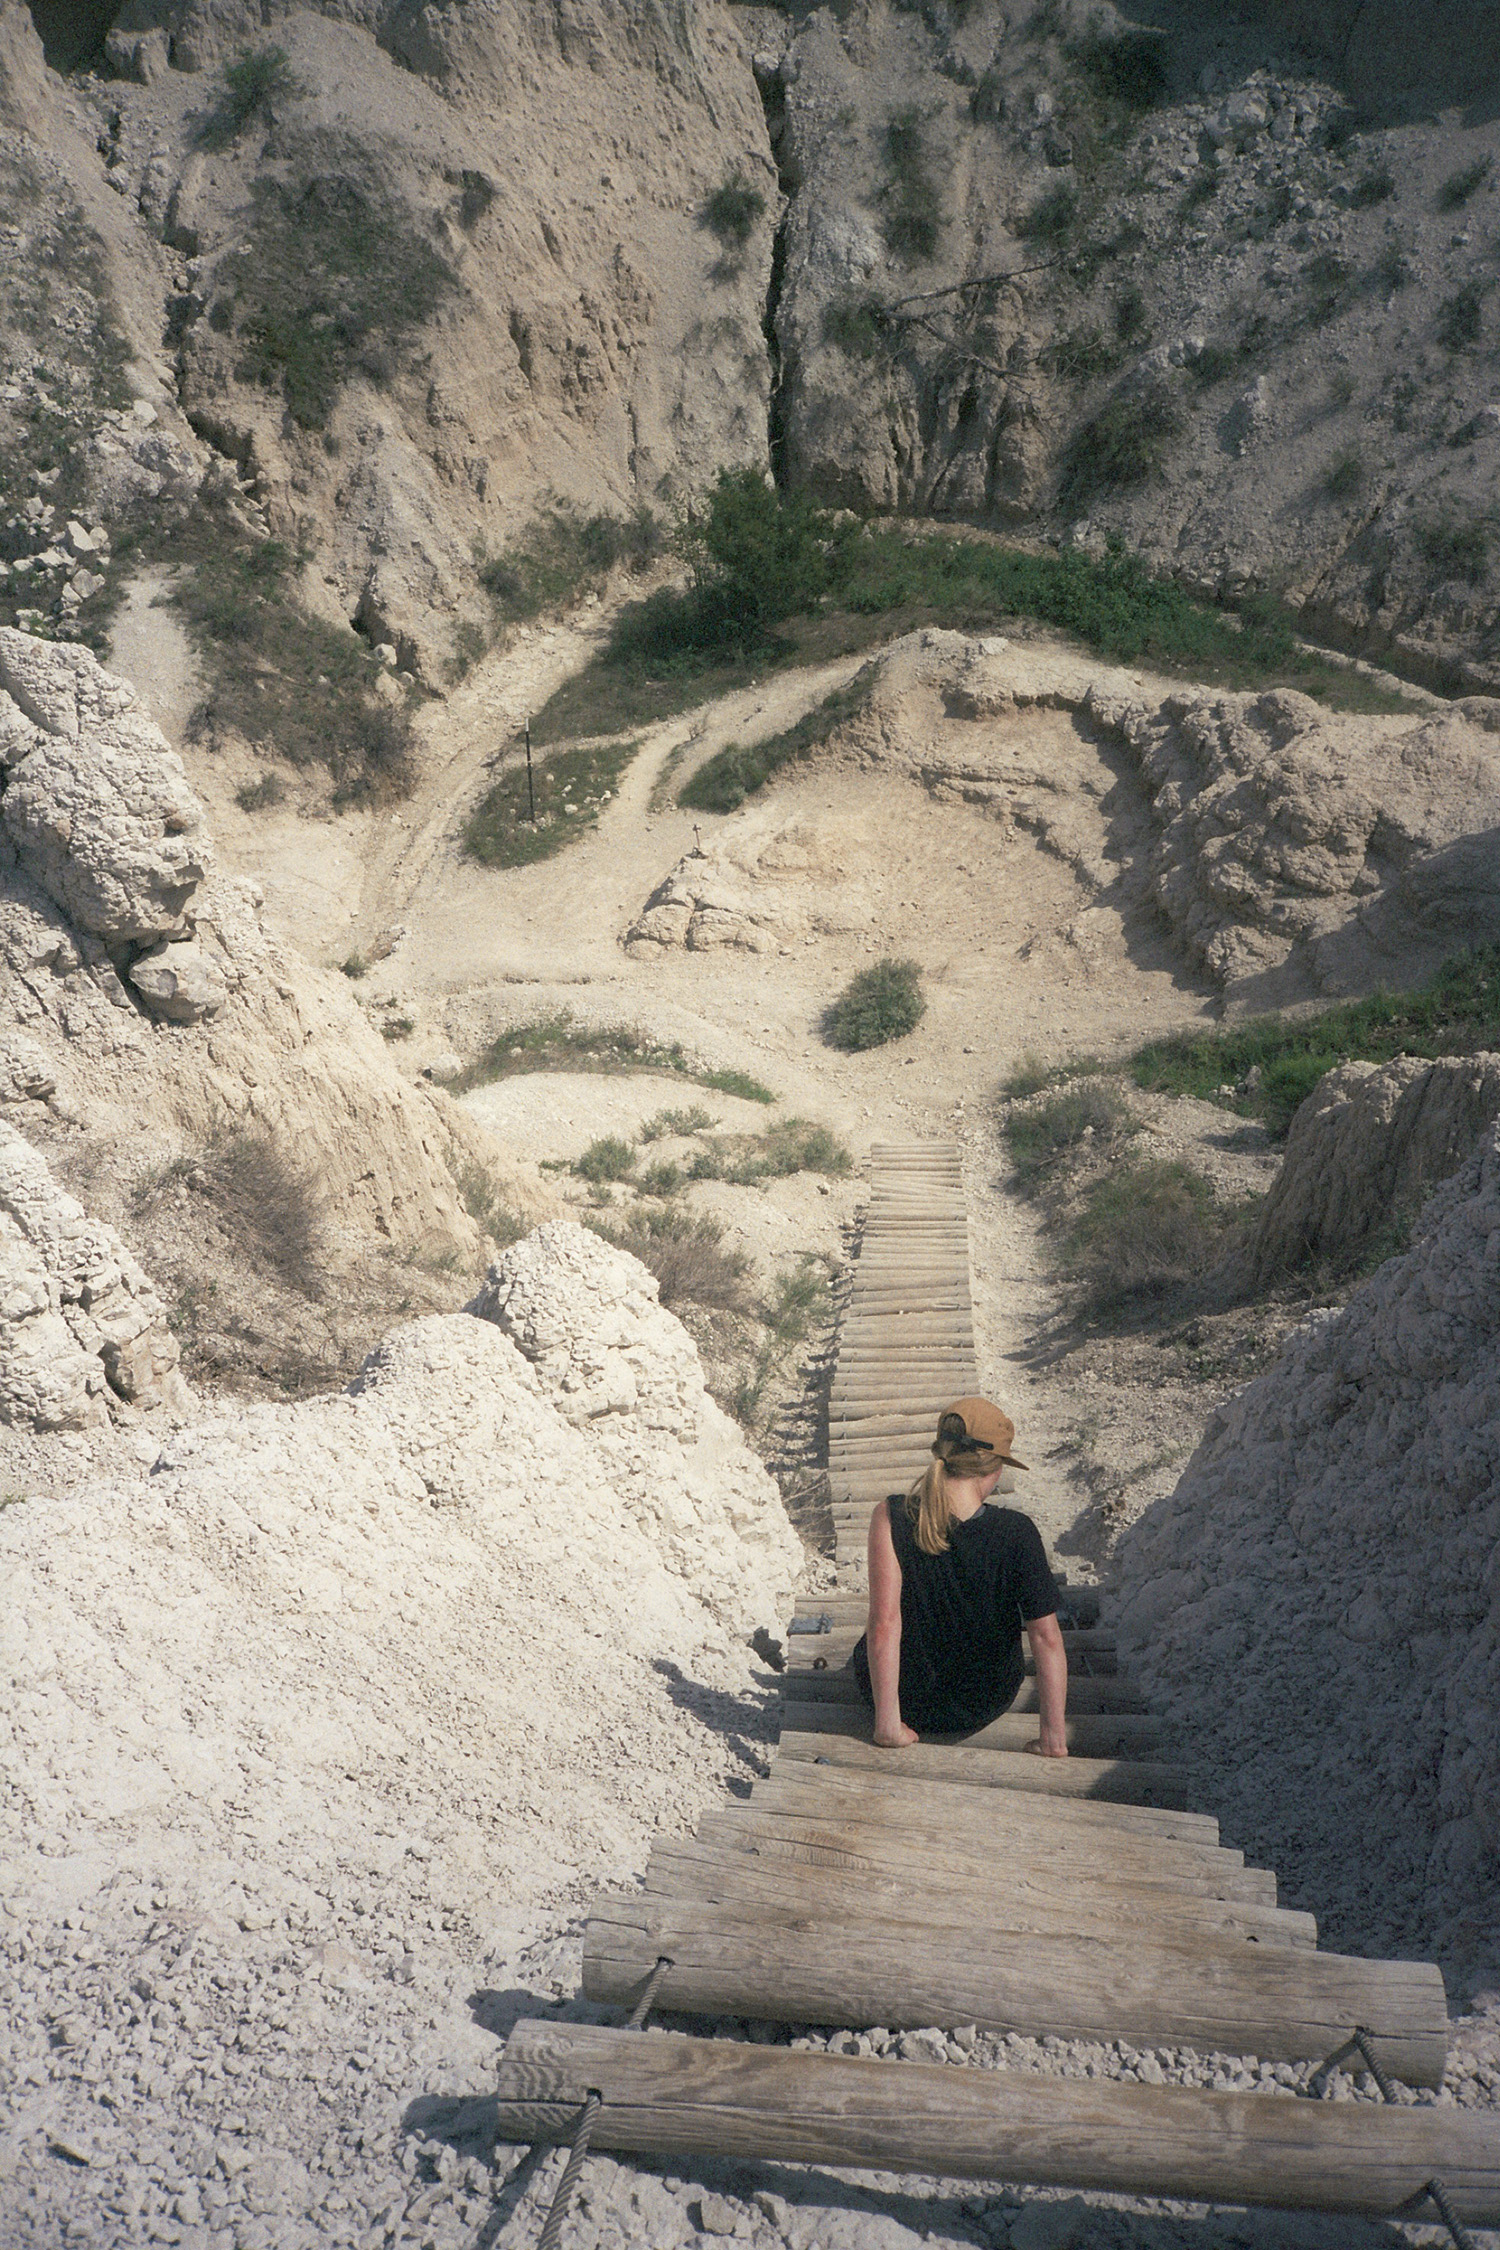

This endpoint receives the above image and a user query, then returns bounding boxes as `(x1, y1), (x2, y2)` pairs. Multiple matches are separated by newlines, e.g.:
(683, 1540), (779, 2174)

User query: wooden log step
(697, 1805), (1278, 1906)
(579, 1905), (1448, 2086)
(631, 1849), (1314, 1952)
(776, 1729), (1192, 1808)
(784, 1670), (1146, 1716)
(787, 1642), (1122, 1679)
(493, 2023), (1493, 2219)
(779, 1699), (1169, 1761)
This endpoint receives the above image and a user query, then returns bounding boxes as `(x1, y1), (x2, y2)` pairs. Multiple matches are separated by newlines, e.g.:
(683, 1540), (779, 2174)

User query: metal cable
(1311, 2028), (1475, 2250)
(532, 1957), (672, 2249)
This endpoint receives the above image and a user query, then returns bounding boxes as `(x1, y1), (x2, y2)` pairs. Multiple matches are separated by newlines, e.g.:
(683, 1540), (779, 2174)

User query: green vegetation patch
(1072, 29), (1169, 111)
(1126, 947), (1500, 1138)
(824, 958), (926, 1051)
(588, 1207), (752, 1314)
(451, 1009), (776, 1103)
(703, 175), (766, 249)
(1057, 385), (1185, 508)
(683, 1115), (851, 1184)
(880, 109), (943, 262)
(1062, 1159), (1229, 1310)
(480, 506), (661, 621)
(1418, 519), (1491, 585)
(217, 172), (454, 430)
(1437, 284), (1485, 352)
(464, 735), (639, 867)
(679, 675), (872, 814)
(137, 509), (413, 805)
(574, 1136), (637, 1184)
(1004, 1083), (1134, 1183)
(200, 45), (302, 149)
(1438, 156), (1492, 211)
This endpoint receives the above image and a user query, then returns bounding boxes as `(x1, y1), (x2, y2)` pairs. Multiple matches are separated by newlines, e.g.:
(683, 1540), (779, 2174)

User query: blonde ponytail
(908, 1459), (956, 1556)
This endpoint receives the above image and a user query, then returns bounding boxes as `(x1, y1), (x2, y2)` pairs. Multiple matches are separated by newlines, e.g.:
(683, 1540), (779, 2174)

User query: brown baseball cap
(935, 1396), (1030, 1472)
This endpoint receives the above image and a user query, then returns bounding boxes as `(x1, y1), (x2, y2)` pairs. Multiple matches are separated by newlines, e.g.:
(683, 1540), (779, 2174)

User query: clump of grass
(381, 1015), (415, 1041)
(735, 1254), (834, 1419)
(205, 1129), (324, 1298)
(823, 958), (925, 1051)
(638, 1159), (684, 1196)
(1004, 1083), (1133, 1183)
(200, 45), (301, 149)
(463, 736), (638, 868)
(479, 507), (662, 621)
(680, 675), (872, 814)
(234, 771), (287, 812)
(687, 1117), (852, 1184)
(1014, 182), (1077, 244)
(450, 1009), (776, 1103)
(574, 1136), (638, 1184)
(702, 175), (766, 249)
(1350, 166), (1394, 209)
(822, 295), (891, 359)
(1188, 342), (1240, 389)
(1437, 284), (1484, 351)
(1303, 251), (1353, 326)
(1323, 448), (1365, 500)
(1043, 325), (1123, 381)
(1418, 519), (1491, 585)
(455, 1161), (526, 1244)
(1375, 240), (1414, 293)
(1114, 286), (1149, 345)
(881, 109), (943, 261)
(1057, 384), (1184, 507)
(1072, 29), (1169, 110)
(1126, 946), (1500, 1137)
(640, 1105), (715, 1141)
(1438, 156), (1492, 211)
(590, 1206), (752, 1313)
(1002, 1051), (1056, 1098)
(217, 172), (454, 430)
(341, 952), (368, 979)
(1063, 1160), (1225, 1309)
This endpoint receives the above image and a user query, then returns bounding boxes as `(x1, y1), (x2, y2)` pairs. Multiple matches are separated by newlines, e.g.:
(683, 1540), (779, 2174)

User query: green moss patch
(464, 736), (639, 867)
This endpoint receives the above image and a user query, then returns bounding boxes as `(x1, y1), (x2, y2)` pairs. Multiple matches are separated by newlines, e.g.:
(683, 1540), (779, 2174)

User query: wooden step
(493, 2023), (1491, 2216)
(779, 1699), (1169, 1761)
(776, 1729), (1190, 1807)
(784, 1670), (1145, 1715)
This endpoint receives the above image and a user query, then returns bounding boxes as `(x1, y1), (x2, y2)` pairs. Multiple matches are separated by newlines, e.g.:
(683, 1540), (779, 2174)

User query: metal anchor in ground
(1310, 2026), (1476, 2250)
(532, 1954), (672, 2250)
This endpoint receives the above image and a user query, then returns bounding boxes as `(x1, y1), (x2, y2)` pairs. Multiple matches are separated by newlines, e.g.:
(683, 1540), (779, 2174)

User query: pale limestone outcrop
(0, 626), (209, 950)
(1253, 1054), (1500, 1282)
(0, 1120), (190, 1428)
(1114, 1119), (1500, 1990)
(469, 1220), (801, 1629)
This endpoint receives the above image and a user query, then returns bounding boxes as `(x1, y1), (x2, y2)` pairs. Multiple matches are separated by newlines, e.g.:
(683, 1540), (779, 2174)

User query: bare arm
(1025, 1611), (1068, 1757)
(867, 1502), (917, 1748)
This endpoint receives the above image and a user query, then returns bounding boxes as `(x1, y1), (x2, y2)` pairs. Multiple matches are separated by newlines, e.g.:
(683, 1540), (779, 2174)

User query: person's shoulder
(983, 1504), (1046, 1545)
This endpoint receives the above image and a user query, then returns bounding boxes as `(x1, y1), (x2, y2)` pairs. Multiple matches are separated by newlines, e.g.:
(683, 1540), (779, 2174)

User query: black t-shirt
(851, 1494), (1058, 1735)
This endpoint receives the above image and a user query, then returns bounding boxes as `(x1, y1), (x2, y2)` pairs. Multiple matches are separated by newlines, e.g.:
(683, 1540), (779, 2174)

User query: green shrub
(640, 1105), (715, 1141)
(200, 46), (301, 148)
(218, 173), (453, 430)
(234, 771), (287, 812)
(1063, 1160), (1220, 1307)
(1437, 284), (1484, 351)
(480, 507), (661, 620)
(1438, 156), (1492, 211)
(455, 1161), (526, 1243)
(1043, 325), (1122, 381)
(591, 1206), (752, 1312)
(638, 1159), (684, 1196)
(1323, 448), (1365, 500)
(1350, 166), (1394, 209)
(881, 109), (943, 261)
(1002, 1051), (1056, 1098)
(463, 736), (639, 867)
(340, 952), (367, 979)
(680, 675), (871, 814)
(1303, 251), (1353, 325)
(824, 958), (925, 1051)
(1418, 519), (1490, 585)
(1126, 946), (1500, 1136)
(703, 176), (766, 248)
(574, 1136), (637, 1184)
(1057, 385), (1184, 507)
(1073, 29), (1169, 109)
(1188, 342), (1240, 388)
(698, 1067), (775, 1103)
(1014, 182), (1077, 244)
(1375, 240), (1413, 293)
(822, 296), (891, 359)
(1005, 1084), (1133, 1183)
(381, 1015), (415, 1041)
(683, 1116), (849, 1184)
(1114, 286), (1149, 344)
(450, 1010), (777, 1103)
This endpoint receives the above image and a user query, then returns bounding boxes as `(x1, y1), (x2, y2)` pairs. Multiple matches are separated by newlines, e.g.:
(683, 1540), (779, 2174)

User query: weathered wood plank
(778, 1700), (1169, 1761)
(784, 1669), (1146, 1715)
(579, 1908), (1449, 2086)
(641, 1839), (1315, 1948)
(745, 1764), (1226, 1853)
(775, 1729), (1194, 1808)
(493, 2024), (1492, 2217)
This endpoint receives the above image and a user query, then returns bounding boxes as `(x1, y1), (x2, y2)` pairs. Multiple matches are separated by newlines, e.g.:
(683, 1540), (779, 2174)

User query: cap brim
(1001, 1452), (1030, 1473)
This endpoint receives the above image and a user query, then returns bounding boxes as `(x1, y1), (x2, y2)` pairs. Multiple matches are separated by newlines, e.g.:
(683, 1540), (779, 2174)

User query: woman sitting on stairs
(850, 1397), (1069, 1754)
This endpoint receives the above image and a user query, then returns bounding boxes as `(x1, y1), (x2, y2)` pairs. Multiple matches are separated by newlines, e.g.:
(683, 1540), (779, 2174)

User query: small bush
(641, 1105), (716, 1141)
(1063, 1159), (1219, 1307)
(480, 507), (661, 620)
(1057, 384), (1184, 507)
(464, 736), (639, 868)
(381, 1015), (415, 1041)
(1073, 29), (1169, 110)
(680, 674), (871, 814)
(1002, 1051), (1055, 1098)
(1418, 519), (1491, 585)
(881, 110), (943, 261)
(686, 1117), (850, 1184)
(593, 1207), (752, 1313)
(1188, 342), (1240, 389)
(574, 1136), (638, 1184)
(1303, 251), (1353, 325)
(1005, 1084), (1133, 1183)
(1014, 182), (1077, 244)
(638, 1159), (684, 1196)
(699, 1068), (775, 1104)
(1114, 286), (1149, 345)
(1375, 240), (1413, 293)
(822, 296), (891, 360)
(200, 45), (301, 149)
(450, 1010), (777, 1103)
(341, 952), (368, 979)
(1350, 166), (1394, 209)
(1438, 156), (1492, 211)
(206, 1129), (324, 1298)
(234, 771), (286, 812)
(455, 1161), (526, 1244)
(457, 171), (494, 230)
(703, 175), (766, 249)
(824, 957), (925, 1051)
(1043, 325), (1122, 382)
(1323, 448), (1365, 500)
(1437, 284), (1484, 351)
